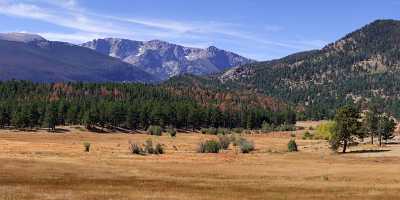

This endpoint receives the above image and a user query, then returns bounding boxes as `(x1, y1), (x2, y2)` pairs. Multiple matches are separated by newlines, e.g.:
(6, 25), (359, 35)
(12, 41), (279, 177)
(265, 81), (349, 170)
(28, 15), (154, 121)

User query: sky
(0, 0), (399, 60)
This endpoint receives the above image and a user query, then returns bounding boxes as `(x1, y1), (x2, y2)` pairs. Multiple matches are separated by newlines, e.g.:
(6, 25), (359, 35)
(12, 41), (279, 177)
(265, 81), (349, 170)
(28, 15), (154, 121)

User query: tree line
(330, 104), (397, 153)
(0, 80), (297, 131)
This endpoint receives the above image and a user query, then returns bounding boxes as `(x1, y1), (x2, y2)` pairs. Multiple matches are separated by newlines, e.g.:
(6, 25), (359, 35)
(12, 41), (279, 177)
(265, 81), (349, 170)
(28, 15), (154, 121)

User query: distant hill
(169, 19), (400, 119)
(0, 34), (158, 83)
(82, 38), (254, 80)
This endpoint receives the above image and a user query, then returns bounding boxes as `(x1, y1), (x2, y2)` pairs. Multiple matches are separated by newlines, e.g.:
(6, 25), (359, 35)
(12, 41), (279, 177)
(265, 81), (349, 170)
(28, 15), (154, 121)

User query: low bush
(261, 121), (274, 133)
(232, 128), (244, 134)
(154, 143), (164, 154)
(129, 139), (164, 155)
(83, 142), (91, 152)
(239, 138), (255, 153)
(217, 128), (230, 135)
(275, 124), (296, 131)
(144, 139), (154, 154)
(315, 121), (336, 140)
(147, 125), (163, 136)
(288, 139), (298, 152)
(198, 140), (221, 153)
(167, 127), (177, 137)
(207, 127), (218, 135)
(302, 131), (314, 140)
(218, 135), (231, 150)
(129, 142), (144, 155)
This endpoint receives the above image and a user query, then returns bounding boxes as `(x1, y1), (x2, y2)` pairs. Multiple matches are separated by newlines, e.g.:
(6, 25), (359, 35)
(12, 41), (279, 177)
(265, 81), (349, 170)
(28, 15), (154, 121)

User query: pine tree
(330, 105), (361, 153)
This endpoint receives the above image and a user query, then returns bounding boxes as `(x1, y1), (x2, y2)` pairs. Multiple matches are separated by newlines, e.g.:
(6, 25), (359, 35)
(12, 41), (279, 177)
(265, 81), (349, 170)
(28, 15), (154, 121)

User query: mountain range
(81, 38), (254, 80)
(0, 33), (158, 83)
(0, 32), (252, 82)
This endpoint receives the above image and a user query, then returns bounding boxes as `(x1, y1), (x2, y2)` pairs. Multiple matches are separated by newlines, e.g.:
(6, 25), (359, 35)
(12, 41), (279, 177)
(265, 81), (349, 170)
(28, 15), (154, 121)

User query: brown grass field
(1, 124), (400, 200)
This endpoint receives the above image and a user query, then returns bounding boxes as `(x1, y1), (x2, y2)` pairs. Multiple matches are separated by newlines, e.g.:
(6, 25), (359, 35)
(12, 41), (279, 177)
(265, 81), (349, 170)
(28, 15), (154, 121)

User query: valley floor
(0, 126), (400, 200)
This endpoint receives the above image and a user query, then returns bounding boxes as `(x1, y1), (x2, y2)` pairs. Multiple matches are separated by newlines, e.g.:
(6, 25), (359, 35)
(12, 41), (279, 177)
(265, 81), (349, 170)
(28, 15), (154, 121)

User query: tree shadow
(345, 149), (391, 154)
(87, 126), (109, 133)
(52, 128), (70, 133)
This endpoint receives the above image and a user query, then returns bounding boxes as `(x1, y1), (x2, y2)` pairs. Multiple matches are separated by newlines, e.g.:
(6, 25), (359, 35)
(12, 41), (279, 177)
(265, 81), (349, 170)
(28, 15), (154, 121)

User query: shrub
(147, 125), (163, 136)
(232, 128), (244, 134)
(144, 139), (154, 154)
(288, 139), (298, 152)
(206, 127), (218, 135)
(167, 127), (177, 137)
(239, 138), (255, 153)
(217, 128), (230, 135)
(302, 131), (313, 140)
(83, 142), (91, 152)
(218, 135), (231, 150)
(200, 128), (207, 134)
(129, 142), (144, 155)
(154, 143), (164, 154)
(130, 139), (164, 155)
(276, 124), (296, 131)
(198, 140), (221, 153)
(315, 121), (336, 140)
(261, 121), (274, 133)
(230, 134), (241, 146)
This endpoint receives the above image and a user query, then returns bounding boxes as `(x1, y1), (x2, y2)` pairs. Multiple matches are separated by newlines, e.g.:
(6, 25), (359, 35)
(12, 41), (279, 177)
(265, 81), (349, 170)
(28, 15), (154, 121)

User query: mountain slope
(171, 19), (400, 119)
(82, 38), (254, 80)
(218, 19), (400, 118)
(0, 35), (158, 83)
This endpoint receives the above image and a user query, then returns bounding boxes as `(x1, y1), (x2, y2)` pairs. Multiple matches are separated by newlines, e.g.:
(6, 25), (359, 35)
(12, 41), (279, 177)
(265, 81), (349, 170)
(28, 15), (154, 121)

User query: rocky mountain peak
(0, 32), (46, 43)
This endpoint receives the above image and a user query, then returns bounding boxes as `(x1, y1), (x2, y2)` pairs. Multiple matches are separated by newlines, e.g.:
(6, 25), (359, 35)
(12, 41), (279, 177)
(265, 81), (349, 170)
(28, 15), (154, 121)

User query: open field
(1, 126), (400, 200)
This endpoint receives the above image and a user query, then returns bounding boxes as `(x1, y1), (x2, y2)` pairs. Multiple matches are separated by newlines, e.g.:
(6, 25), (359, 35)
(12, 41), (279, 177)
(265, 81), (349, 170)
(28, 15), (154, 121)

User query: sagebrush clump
(129, 142), (144, 155)
(129, 139), (164, 155)
(218, 135), (231, 150)
(83, 142), (91, 152)
(238, 138), (255, 153)
(167, 127), (177, 137)
(198, 140), (221, 153)
(288, 139), (298, 152)
(147, 125), (163, 136)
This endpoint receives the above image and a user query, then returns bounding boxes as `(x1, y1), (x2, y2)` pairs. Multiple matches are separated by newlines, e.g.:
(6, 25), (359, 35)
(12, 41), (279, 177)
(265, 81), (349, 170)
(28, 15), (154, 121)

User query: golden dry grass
(0, 126), (400, 200)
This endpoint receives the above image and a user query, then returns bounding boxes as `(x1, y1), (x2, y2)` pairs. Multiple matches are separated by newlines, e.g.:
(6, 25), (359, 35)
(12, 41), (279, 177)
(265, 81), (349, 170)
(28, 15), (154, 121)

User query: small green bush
(167, 127), (177, 137)
(129, 142), (144, 155)
(302, 131), (313, 140)
(147, 125), (163, 136)
(130, 139), (164, 155)
(276, 124), (296, 131)
(217, 128), (230, 135)
(198, 140), (221, 153)
(218, 135), (231, 150)
(315, 121), (336, 140)
(144, 139), (154, 154)
(288, 139), (298, 152)
(154, 143), (164, 154)
(232, 128), (244, 134)
(206, 127), (218, 135)
(239, 138), (255, 153)
(261, 121), (274, 133)
(83, 142), (91, 152)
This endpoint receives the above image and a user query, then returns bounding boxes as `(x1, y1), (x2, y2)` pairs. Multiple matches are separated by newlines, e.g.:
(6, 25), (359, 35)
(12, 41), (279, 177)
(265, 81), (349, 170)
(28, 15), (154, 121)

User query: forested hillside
(178, 19), (400, 119)
(0, 81), (296, 131)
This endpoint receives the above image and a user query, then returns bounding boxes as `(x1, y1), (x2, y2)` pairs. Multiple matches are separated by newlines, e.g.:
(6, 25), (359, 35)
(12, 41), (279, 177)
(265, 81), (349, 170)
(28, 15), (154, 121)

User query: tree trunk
(379, 132), (382, 147)
(342, 140), (347, 153)
(371, 134), (374, 144)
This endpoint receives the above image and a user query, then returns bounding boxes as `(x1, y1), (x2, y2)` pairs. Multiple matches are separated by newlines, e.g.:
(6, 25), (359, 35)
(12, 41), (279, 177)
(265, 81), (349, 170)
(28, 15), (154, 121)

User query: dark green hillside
(213, 19), (400, 119)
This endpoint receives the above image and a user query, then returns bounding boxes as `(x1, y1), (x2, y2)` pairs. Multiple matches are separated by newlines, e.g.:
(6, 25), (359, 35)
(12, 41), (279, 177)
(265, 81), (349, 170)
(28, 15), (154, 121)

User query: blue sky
(0, 0), (398, 60)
